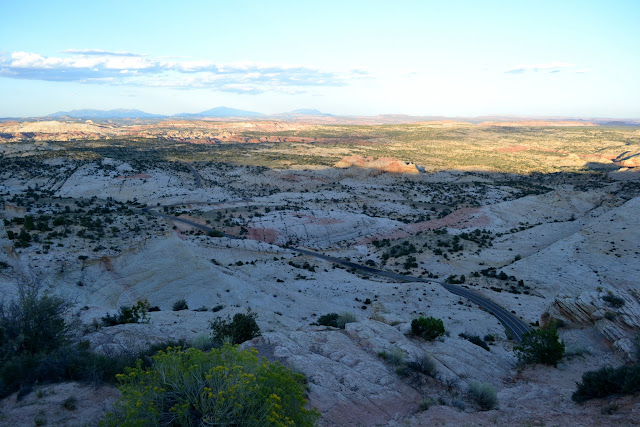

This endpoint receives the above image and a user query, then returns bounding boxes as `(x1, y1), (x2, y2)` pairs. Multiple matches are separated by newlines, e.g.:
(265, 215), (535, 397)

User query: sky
(1, 0), (639, 118)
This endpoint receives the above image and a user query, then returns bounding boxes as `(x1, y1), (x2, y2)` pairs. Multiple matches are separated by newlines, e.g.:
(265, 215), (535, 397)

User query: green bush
(0, 337), (192, 398)
(208, 229), (224, 237)
(407, 354), (438, 378)
(101, 299), (150, 326)
(316, 313), (339, 328)
(1, 343), (133, 397)
(172, 299), (189, 311)
(191, 332), (215, 351)
(316, 312), (356, 329)
(0, 281), (188, 396)
(62, 396), (78, 410)
(572, 364), (640, 402)
(410, 317), (445, 341)
(102, 345), (319, 426)
(211, 309), (261, 345)
(336, 312), (356, 329)
(459, 333), (490, 351)
(0, 280), (72, 358)
(377, 347), (406, 366)
(468, 381), (498, 411)
(514, 324), (565, 366)
(602, 293), (625, 308)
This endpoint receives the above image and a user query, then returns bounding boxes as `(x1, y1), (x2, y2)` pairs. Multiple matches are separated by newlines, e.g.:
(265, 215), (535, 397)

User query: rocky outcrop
(335, 155), (419, 174)
(248, 328), (421, 426)
(548, 290), (640, 361)
(0, 120), (120, 142)
(3, 203), (25, 217)
(613, 153), (640, 168)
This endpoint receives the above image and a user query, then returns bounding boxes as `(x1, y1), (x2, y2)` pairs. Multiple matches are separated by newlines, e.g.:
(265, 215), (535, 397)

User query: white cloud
(0, 50), (368, 94)
(61, 49), (145, 57)
(505, 62), (576, 74)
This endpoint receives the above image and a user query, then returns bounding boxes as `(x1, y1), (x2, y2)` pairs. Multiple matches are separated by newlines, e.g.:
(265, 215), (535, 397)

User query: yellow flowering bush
(102, 345), (319, 426)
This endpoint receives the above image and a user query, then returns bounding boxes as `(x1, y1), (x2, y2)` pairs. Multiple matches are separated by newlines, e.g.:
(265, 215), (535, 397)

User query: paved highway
(143, 207), (532, 342)
(179, 161), (203, 189)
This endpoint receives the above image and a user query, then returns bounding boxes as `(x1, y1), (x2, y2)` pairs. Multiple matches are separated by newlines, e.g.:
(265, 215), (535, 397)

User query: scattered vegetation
(316, 313), (339, 327)
(468, 381), (498, 411)
(210, 309), (261, 345)
(101, 299), (150, 326)
(62, 395), (78, 410)
(459, 333), (490, 351)
(103, 345), (319, 426)
(0, 279), (72, 357)
(0, 281), (183, 397)
(572, 364), (640, 402)
(191, 332), (215, 351)
(514, 324), (565, 366)
(336, 312), (357, 329)
(377, 347), (406, 366)
(602, 292), (625, 308)
(407, 354), (438, 378)
(315, 312), (356, 329)
(172, 298), (189, 311)
(410, 316), (445, 341)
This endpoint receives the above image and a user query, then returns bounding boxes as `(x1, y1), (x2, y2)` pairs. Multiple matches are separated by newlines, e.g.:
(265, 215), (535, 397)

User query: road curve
(179, 161), (203, 189)
(143, 208), (531, 342)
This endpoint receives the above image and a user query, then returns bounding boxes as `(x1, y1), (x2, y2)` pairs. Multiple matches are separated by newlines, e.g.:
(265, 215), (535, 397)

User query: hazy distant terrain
(1, 120), (639, 425)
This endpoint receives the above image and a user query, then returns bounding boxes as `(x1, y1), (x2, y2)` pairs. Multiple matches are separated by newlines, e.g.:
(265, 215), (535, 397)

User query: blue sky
(1, 0), (639, 117)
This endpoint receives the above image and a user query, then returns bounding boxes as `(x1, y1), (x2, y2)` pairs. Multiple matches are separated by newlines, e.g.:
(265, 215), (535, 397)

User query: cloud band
(0, 50), (367, 94)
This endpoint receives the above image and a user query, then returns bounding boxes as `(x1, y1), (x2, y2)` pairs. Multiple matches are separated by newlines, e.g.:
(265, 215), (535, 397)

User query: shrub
(407, 354), (438, 377)
(410, 316), (445, 341)
(418, 397), (437, 411)
(34, 414), (47, 426)
(101, 299), (150, 326)
(172, 299), (189, 311)
(602, 293), (625, 308)
(102, 345), (319, 426)
(459, 333), (490, 351)
(0, 279), (72, 358)
(191, 332), (215, 351)
(62, 395), (77, 410)
(378, 347), (406, 366)
(572, 364), (640, 402)
(207, 229), (224, 237)
(0, 342), (139, 397)
(468, 381), (498, 411)
(336, 312), (356, 329)
(211, 309), (261, 345)
(514, 324), (565, 366)
(317, 313), (339, 328)
(316, 312), (356, 329)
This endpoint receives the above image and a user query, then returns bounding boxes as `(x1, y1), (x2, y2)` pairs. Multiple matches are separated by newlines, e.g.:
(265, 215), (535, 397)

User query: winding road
(147, 162), (532, 341)
(179, 161), (203, 189)
(143, 205), (532, 342)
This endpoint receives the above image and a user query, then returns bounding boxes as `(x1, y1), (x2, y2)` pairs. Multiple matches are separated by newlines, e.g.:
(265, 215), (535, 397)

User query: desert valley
(0, 116), (639, 425)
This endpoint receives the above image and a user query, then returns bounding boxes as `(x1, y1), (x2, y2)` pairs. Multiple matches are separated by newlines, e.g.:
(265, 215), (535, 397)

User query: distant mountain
(176, 106), (264, 118)
(289, 109), (329, 116)
(48, 109), (166, 119)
